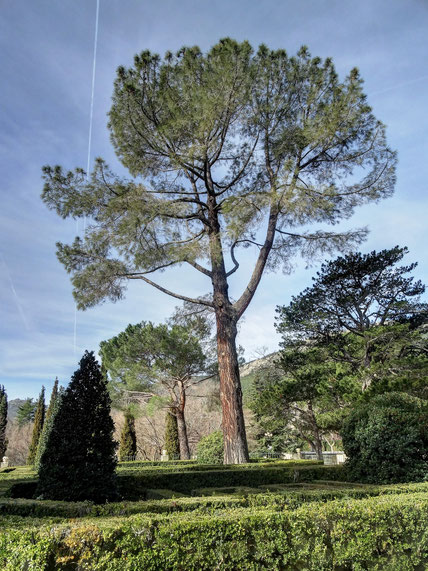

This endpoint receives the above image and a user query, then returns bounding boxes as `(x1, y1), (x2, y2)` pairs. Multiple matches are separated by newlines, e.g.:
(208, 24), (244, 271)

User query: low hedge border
(117, 465), (346, 498)
(2, 481), (428, 519)
(117, 459), (322, 475)
(1, 492), (427, 569)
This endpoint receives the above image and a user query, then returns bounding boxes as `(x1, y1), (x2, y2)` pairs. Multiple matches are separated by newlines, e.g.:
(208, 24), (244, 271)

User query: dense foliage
(0, 386), (7, 458)
(37, 351), (117, 502)
(119, 412), (137, 461)
(196, 430), (224, 464)
(27, 387), (45, 465)
(342, 392), (428, 483)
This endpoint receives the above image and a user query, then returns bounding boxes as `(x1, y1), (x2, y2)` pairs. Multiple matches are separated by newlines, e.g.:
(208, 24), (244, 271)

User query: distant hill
(239, 353), (279, 403)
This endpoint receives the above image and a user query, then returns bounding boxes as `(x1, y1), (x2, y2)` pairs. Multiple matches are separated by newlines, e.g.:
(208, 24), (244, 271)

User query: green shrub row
(117, 465), (346, 498)
(117, 460), (196, 468)
(117, 459), (322, 474)
(1, 492), (427, 569)
(3, 481), (428, 519)
(5, 466), (346, 500)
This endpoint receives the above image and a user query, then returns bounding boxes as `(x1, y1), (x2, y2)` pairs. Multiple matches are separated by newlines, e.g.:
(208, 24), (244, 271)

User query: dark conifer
(0, 386), (7, 458)
(164, 410), (180, 460)
(37, 351), (117, 502)
(35, 380), (61, 473)
(27, 386), (45, 465)
(119, 412), (137, 461)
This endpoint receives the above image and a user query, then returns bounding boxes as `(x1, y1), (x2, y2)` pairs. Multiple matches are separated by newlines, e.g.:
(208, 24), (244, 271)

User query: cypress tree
(0, 386), (7, 458)
(37, 351), (117, 502)
(164, 410), (180, 460)
(45, 378), (59, 423)
(35, 381), (62, 473)
(119, 412), (137, 461)
(27, 386), (45, 465)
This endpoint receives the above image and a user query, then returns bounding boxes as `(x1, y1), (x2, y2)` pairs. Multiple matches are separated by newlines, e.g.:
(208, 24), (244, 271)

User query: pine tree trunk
(207, 188), (249, 465)
(216, 307), (249, 464)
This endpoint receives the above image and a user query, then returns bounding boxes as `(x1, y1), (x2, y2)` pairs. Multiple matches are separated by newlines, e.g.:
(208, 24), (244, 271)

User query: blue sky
(1, 0), (427, 400)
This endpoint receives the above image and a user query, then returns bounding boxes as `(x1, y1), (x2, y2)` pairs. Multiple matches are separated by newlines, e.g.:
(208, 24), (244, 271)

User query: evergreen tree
(34, 380), (62, 473)
(16, 398), (36, 426)
(164, 410), (180, 460)
(119, 412), (137, 461)
(37, 351), (117, 502)
(0, 386), (7, 458)
(45, 378), (59, 423)
(27, 386), (45, 465)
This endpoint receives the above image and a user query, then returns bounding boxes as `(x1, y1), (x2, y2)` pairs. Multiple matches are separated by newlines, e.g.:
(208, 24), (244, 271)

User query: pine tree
(27, 386), (45, 465)
(0, 386), (7, 458)
(34, 380), (62, 473)
(16, 398), (36, 426)
(164, 410), (180, 460)
(119, 412), (137, 461)
(37, 351), (117, 502)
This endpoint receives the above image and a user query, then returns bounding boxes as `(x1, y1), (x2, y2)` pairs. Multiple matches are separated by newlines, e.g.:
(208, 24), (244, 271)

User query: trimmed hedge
(1, 492), (427, 569)
(5, 466), (346, 500)
(117, 459), (322, 474)
(3, 481), (428, 519)
(117, 465), (346, 498)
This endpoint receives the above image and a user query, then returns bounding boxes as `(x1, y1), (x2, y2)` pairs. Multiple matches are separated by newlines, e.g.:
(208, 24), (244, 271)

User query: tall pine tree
(119, 412), (137, 461)
(0, 386), (7, 458)
(164, 411), (180, 460)
(37, 351), (117, 502)
(27, 386), (45, 465)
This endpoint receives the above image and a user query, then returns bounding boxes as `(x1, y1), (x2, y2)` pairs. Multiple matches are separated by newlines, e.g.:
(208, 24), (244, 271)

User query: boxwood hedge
(0, 492), (427, 569)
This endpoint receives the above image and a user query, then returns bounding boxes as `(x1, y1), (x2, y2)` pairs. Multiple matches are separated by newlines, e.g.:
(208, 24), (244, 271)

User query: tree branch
(126, 274), (214, 307)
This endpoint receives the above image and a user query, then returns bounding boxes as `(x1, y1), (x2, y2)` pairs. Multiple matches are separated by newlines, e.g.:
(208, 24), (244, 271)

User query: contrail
(0, 252), (31, 331)
(85, 0), (100, 233)
(370, 74), (428, 97)
(74, 0), (100, 355)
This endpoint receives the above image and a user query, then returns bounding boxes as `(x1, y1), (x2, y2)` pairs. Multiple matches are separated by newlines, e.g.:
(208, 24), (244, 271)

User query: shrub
(196, 430), (224, 464)
(342, 391), (428, 483)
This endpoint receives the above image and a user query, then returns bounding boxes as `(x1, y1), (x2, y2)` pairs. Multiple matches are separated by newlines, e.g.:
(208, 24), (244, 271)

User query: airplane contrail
(370, 74), (428, 97)
(0, 252), (31, 331)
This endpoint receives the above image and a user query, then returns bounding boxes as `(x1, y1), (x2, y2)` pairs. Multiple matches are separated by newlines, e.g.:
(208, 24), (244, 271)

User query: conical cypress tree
(37, 351), (117, 502)
(0, 386), (7, 458)
(119, 412), (137, 461)
(35, 382), (63, 473)
(27, 386), (45, 465)
(45, 378), (59, 423)
(164, 410), (180, 460)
